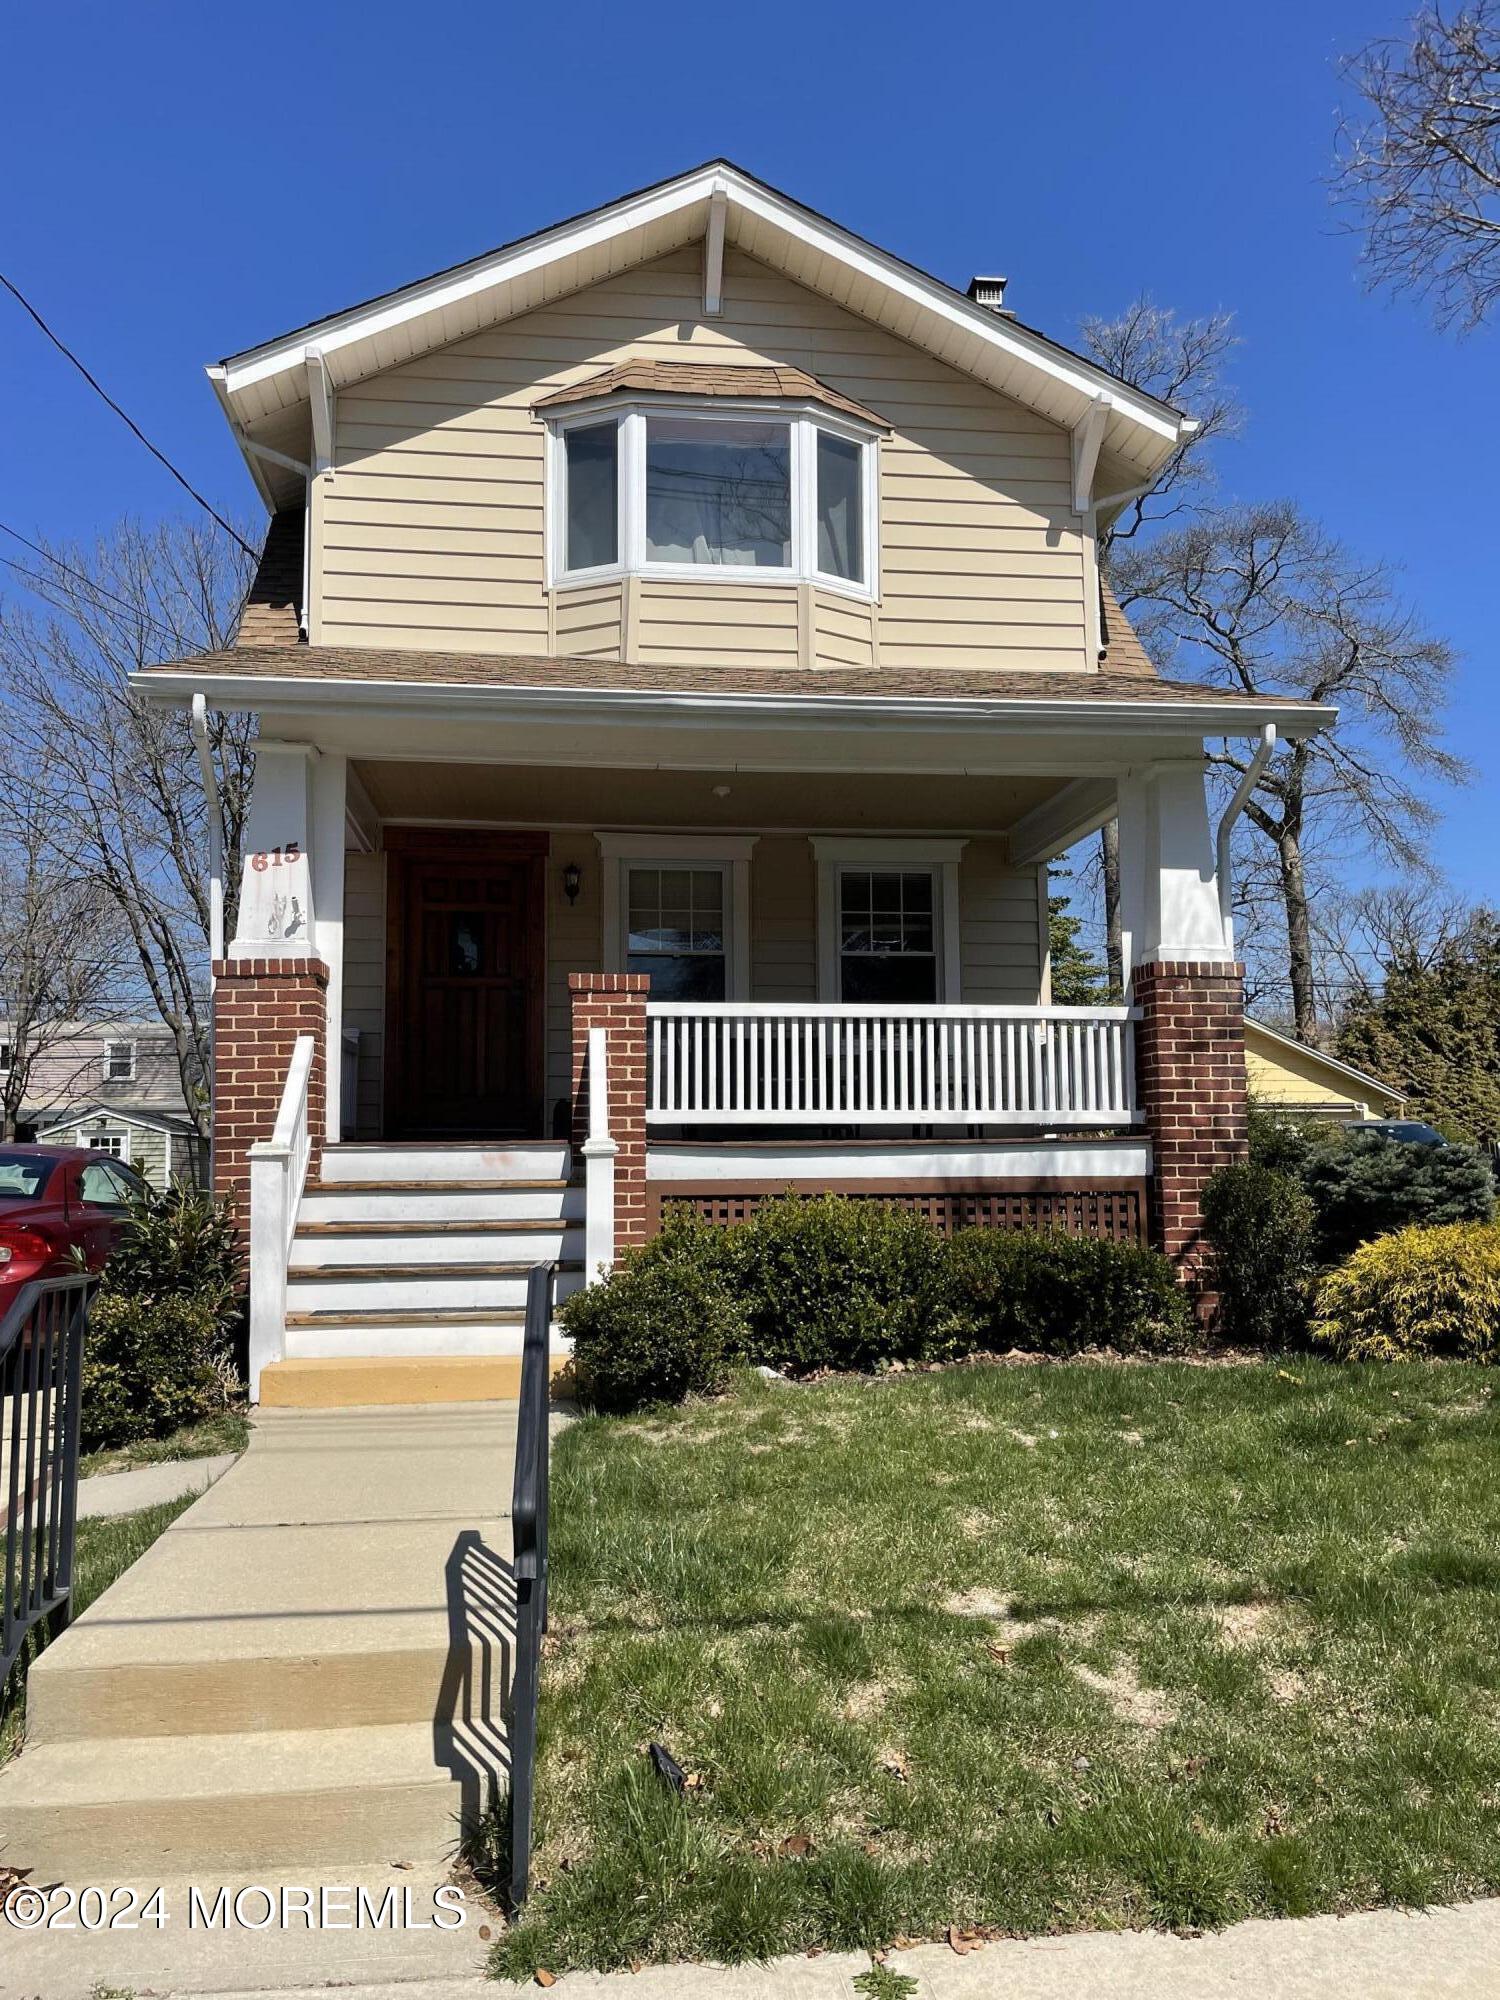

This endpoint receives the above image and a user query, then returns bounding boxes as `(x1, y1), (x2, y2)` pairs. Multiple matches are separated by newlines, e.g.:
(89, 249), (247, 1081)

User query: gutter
(135, 672), (1337, 743)
(1215, 722), (1277, 951)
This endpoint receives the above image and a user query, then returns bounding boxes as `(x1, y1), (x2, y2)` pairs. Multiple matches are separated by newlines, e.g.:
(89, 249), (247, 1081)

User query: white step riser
(300, 1186), (582, 1225)
(287, 1269), (586, 1315)
(320, 1143), (569, 1184)
(285, 1324), (572, 1360)
(290, 1226), (581, 1269)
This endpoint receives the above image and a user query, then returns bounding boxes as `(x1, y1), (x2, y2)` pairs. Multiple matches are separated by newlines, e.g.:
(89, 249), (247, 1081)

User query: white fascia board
(211, 163), (1189, 468)
(132, 669), (1337, 741)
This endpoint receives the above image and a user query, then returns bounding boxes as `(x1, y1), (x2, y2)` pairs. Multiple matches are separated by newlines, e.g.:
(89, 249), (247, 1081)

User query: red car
(0, 1145), (148, 1322)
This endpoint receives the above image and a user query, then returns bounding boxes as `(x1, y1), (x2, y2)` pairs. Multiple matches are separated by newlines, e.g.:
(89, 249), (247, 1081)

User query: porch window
(549, 405), (876, 594)
(838, 870), (939, 1003)
(626, 866), (728, 1000)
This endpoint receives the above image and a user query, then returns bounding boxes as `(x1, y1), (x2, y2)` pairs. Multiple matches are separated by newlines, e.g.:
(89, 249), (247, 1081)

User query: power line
(0, 271), (256, 557)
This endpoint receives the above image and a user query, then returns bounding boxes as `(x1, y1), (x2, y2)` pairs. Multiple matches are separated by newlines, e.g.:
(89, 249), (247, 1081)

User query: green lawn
(78, 1409), (250, 1481)
(494, 1360), (1500, 1978)
(1, 1495), (194, 1768)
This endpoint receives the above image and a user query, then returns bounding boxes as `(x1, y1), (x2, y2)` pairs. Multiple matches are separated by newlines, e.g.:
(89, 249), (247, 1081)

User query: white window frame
(103, 1039), (137, 1083)
(811, 838), (967, 1004)
(595, 833), (758, 1000)
(85, 1126), (131, 1165)
(546, 398), (879, 601)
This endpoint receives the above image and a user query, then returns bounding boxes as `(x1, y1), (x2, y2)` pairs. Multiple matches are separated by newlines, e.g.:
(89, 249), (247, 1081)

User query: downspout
(1214, 723), (1277, 954)
(192, 691), (223, 1173)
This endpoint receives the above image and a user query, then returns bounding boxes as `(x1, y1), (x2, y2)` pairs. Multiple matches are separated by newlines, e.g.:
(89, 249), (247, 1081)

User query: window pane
(627, 953), (727, 1000)
(817, 431), (864, 582)
(841, 955), (938, 1003)
(626, 867), (729, 963)
(646, 418), (791, 567)
(564, 422), (618, 571)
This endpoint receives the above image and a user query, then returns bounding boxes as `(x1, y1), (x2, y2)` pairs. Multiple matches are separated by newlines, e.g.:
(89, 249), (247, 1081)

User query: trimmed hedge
(1311, 1222), (1500, 1362)
(559, 1195), (1188, 1411)
(1201, 1162), (1317, 1347)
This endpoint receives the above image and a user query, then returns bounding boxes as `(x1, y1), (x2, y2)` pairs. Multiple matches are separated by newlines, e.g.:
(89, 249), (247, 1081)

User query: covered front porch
(166, 661), (1326, 1397)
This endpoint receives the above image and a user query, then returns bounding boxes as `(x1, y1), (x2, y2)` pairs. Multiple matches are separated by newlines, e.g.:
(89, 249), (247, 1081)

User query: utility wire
(0, 271), (256, 557)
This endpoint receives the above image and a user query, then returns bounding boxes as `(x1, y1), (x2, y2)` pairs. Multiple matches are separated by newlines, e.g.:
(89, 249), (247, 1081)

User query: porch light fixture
(563, 861), (582, 905)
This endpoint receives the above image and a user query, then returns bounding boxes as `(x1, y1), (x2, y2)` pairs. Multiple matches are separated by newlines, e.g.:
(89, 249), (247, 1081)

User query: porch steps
(0, 1403), (524, 1877)
(274, 1140), (583, 1404)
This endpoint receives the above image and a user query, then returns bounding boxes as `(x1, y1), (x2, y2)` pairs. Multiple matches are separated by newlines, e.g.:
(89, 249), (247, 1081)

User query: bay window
(553, 403), (876, 594)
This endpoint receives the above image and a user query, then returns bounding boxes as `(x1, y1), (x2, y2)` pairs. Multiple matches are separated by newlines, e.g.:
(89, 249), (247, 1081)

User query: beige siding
(960, 841), (1043, 1003)
(553, 580), (624, 659)
(343, 851), (388, 1140)
(317, 247), (1087, 671)
(751, 837), (818, 1000)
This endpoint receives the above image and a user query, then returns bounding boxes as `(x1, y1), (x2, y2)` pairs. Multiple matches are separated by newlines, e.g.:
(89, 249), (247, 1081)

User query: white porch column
(1115, 761), (1231, 983)
(310, 753), (347, 1144)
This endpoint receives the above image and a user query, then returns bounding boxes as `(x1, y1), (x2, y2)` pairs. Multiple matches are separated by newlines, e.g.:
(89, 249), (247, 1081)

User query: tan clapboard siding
(343, 850), (387, 1140)
(317, 242), (1088, 666)
(555, 581), (624, 658)
(961, 841), (1043, 1003)
(752, 836), (819, 1000)
(814, 589), (876, 669)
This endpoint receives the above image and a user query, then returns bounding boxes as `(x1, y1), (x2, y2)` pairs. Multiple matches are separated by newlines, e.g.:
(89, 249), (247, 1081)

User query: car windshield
(0, 1153), (53, 1200)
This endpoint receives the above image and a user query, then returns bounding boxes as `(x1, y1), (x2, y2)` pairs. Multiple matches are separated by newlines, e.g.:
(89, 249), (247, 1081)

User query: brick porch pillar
(212, 956), (329, 1226)
(1132, 958), (1248, 1310)
(568, 972), (649, 1255)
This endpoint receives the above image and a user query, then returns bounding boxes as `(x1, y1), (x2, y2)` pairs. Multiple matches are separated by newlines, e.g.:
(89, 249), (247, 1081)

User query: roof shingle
(533, 359), (888, 430)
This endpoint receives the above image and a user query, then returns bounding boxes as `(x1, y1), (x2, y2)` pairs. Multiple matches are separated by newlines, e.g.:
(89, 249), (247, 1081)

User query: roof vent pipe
(966, 275), (1013, 316)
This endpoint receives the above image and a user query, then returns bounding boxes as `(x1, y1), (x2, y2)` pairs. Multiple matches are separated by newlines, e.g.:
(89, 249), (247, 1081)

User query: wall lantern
(563, 861), (582, 905)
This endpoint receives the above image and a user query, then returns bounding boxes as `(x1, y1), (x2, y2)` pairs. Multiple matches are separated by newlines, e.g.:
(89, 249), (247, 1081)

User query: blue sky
(4, 0), (1492, 898)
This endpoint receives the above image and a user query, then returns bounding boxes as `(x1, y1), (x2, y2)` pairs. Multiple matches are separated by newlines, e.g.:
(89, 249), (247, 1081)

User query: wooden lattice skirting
(645, 1178), (1148, 1245)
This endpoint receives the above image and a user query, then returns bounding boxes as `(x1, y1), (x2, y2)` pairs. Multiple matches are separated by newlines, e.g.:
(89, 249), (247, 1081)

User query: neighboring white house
(136, 161), (1337, 1405)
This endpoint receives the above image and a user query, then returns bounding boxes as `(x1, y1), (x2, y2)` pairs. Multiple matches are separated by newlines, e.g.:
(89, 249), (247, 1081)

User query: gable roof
(1244, 1018), (1406, 1112)
(532, 359), (888, 429)
(211, 161), (1196, 512)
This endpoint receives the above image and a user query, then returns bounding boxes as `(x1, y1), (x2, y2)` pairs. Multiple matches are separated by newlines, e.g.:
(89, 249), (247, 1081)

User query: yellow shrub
(1311, 1223), (1500, 1362)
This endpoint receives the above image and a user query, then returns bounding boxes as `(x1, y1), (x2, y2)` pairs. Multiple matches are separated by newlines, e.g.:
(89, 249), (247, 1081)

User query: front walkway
(0, 1402), (527, 1992)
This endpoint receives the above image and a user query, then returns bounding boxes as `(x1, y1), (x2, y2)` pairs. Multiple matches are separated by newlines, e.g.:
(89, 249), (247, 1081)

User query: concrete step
(0, 1720), (500, 1875)
(285, 1262), (584, 1315)
(290, 1219), (582, 1267)
(259, 1353), (568, 1406)
(300, 1182), (582, 1225)
(320, 1141), (570, 1184)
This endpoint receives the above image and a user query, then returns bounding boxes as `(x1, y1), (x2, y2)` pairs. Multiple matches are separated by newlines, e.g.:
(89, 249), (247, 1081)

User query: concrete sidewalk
(77, 1448), (241, 1518)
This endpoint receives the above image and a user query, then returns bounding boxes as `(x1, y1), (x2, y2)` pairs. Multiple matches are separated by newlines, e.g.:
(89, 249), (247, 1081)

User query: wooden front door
(386, 832), (547, 1138)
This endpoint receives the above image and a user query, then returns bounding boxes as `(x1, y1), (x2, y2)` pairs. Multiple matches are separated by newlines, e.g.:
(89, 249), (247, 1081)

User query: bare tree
(1334, 2), (1500, 330)
(1113, 501), (1465, 1038)
(0, 520), (257, 1141)
(0, 752), (133, 1137)
(1079, 299), (1243, 553)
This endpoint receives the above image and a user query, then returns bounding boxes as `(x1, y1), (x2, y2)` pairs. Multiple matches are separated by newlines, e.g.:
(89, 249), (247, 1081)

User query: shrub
(1201, 1163), (1317, 1347)
(82, 1183), (243, 1450)
(1246, 1102), (1335, 1180)
(1310, 1222), (1500, 1362)
(933, 1228), (1191, 1358)
(729, 1194), (945, 1375)
(82, 1293), (235, 1452)
(1303, 1132), (1495, 1261)
(559, 1214), (747, 1412)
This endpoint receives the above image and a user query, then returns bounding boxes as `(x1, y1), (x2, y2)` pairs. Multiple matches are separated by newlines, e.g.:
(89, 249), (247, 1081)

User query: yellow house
(1245, 1018), (1405, 1123)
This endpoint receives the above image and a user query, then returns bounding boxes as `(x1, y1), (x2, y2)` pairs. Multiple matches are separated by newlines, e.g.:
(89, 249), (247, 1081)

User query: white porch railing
(646, 1004), (1139, 1128)
(247, 1033), (316, 1400)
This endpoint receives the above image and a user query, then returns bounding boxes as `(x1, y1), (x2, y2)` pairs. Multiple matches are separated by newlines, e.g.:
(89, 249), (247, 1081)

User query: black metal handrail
(507, 1258), (556, 1909)
(2, 1272), (96, 1687)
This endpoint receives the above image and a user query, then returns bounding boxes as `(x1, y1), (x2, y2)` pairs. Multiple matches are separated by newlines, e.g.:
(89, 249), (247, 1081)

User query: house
(1244, 1018), (1405, 1124)
(2, 1021), (206, 1187)
(137, 162), (1335, 1406)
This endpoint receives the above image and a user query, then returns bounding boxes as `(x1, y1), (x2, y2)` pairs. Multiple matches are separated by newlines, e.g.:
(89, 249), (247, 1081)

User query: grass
(1, 1495), (194, 1769)
(492, 1359), (1500, 1978)
(78, 1409), (250, 1481)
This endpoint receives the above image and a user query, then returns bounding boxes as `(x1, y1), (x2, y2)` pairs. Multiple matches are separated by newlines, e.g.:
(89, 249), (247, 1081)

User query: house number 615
(250, 843), (302, 872)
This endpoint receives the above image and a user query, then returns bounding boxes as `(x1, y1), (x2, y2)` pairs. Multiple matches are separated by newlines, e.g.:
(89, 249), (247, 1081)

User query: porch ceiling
(352, 759), (1065, 836)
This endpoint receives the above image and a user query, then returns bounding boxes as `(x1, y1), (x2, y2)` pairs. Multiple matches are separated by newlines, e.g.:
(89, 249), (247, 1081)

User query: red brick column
(212, 957), (329, 1227)
(569, 972), (649, 1254)
(1131, 958), (1248, 1312)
